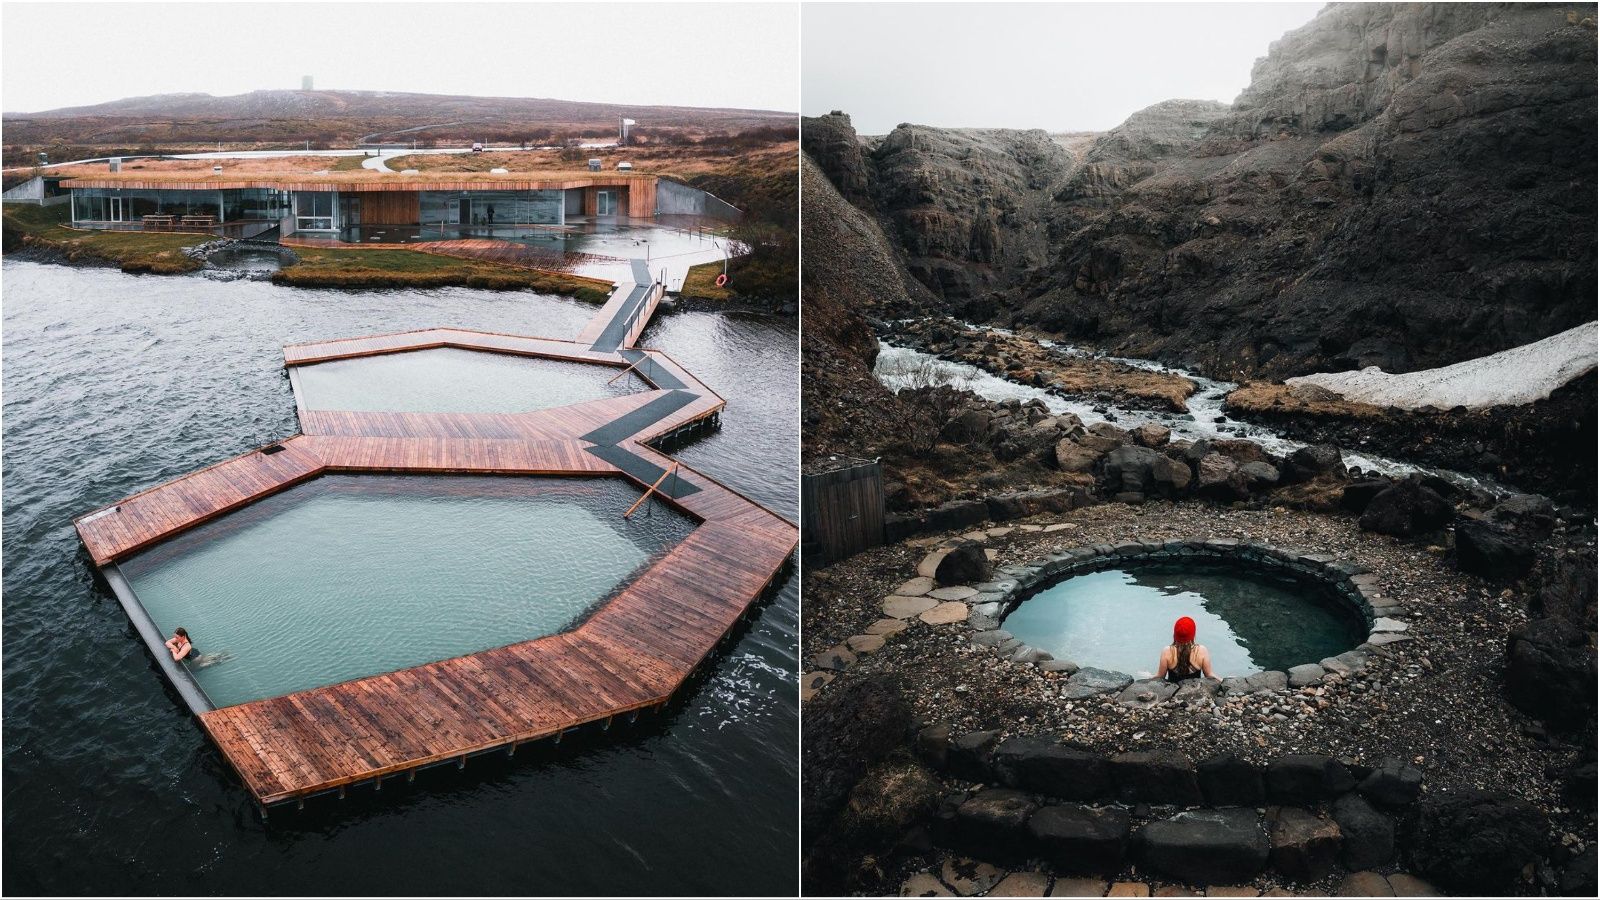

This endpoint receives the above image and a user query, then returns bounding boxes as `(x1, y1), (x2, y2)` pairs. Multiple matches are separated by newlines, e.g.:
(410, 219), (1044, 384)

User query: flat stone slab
(1371, 617), (1408, 633)
(1055, 877), (1110, 897)
(961, 531), (989, 542)
(988, 527), (1016, 537)
(901, 872), (955, 897)
(1117, 678), (1178, 707)
(917, 550), (951, 578)
(1045, 522), (1080, 532)
(846, 633), (886, 653)
(921, 601), (970, 625)
(929, 585), (979, 601)
(1287, 663), (1326, 688)
(896, 576), (936, 596)
(1064, 667), (1133, 699)
(799, 670), (833, 701)
(812, 645), (856, 672)
(987, 871), (1051, 897)
(884, 595), (940, 618)
(1385, 873), (1440, 897)
(1108, 884), (1151, 897)
(941, 857), (1005, 895)
(1336, 872), (1393, 897)
(865, 618), (911, 636)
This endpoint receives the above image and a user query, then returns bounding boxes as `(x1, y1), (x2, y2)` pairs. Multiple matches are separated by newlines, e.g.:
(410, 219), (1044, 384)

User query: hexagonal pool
(1001, 560), (1368, 679)
(117, 474), (693, 707)
(290, 347), (638, 414)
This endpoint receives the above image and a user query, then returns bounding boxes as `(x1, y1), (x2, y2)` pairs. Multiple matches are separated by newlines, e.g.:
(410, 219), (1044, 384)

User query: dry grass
(275, 246), (612, 300)
(680, 260), (734, 301)
(2, 203), (201, 273)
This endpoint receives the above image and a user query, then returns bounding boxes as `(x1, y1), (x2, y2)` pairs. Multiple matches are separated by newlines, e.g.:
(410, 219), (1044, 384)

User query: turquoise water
(118, 475), (693, 707)
(292, 347), (637, 414)
(1002, 562), (1366, 678)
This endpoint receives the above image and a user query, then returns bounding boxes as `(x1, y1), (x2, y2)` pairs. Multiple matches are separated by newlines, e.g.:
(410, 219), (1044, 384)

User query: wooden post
(624, 463), (678, 519)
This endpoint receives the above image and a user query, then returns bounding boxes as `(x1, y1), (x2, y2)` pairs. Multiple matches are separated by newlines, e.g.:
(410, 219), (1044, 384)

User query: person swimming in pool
(1157, 615), (1215, 682)
(164, 628), (229, 668)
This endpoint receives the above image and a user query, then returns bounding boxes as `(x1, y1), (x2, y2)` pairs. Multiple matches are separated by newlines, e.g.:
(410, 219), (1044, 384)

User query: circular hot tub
(1002, 558), (1368, 679)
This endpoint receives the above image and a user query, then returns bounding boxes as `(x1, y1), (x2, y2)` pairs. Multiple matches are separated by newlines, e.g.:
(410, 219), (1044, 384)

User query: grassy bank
(2, 202), (202, 273)
(274, 246), (614, 300)
(680, 260), (734, 301)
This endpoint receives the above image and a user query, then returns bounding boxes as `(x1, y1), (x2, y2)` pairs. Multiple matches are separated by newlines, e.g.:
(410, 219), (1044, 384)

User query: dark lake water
(1, 259), (798, 896)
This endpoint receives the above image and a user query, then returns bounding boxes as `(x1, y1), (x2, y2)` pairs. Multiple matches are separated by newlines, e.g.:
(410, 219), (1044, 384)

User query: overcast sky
(804, 2), (1322, 133)
(1, 1), (799, 113)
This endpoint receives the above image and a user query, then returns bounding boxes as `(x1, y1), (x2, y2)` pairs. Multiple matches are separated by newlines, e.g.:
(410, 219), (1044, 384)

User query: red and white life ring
(714, 273), (729, 288)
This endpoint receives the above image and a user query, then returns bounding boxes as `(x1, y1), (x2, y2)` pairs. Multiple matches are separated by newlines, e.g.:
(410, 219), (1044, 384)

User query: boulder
(1131, 424), (1172, 448)
(1110, 750), (1203, 806)
(947, 730), (1000, 782)
(1505, 616), (1597, 725)
(1558, 761), (1597, 812)
(1359, 479), (1455, 536)
(935, 541), (991, 586)
(1340, 479), (1393, 513)
(1063, 668), (1133, 699)
(1454, 520), (1536, 582)
(915, 724), (951, 771)
(1197, 753), (1265, 807)
(1265, 755), (1356, 805)
(1238, 461), (1280, 490)
(1269, 807), (1342, 881)
(1488, 493), (1557, 539)
(1332, 793), (1395, 870)
(955, 788), (1040, 862)
(1286, 663), (1326, 688)
(1056, 436), (1108, 473)
(1282, 444), (1343, 483)
(1028, 803), (1132, 874)
(1100, 445), (1192, 498)
(1196, 452), (1248, 500)
(1210, 438), (1275, 466)
(1116, 678), (1178, 708)
(992, 736), (1114, 801)
(987, 488), (1091, 522)
(1135, 808), (1270, 886)
(1358, 758), (1423, 808)
(1411, 790), (1546, 893)
(1560, 845), (1597, 898)
(1534, 548), (1597, 625)
(942, 408), (993, 444)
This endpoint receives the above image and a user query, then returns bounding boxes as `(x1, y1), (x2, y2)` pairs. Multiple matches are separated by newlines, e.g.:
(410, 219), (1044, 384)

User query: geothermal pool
(291, 347), (638, 414)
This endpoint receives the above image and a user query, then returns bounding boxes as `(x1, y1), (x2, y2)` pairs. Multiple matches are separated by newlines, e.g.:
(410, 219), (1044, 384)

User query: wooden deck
(75, 271), (795, 808)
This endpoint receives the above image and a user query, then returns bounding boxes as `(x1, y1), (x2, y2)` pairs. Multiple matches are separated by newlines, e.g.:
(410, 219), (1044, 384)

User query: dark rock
(1332, 793), (1395, 870)
(915, 724), (951, 771)
(1063, 667), (1134, 699)
(1269, 807), (1343, 882)
(1238, 461), (1281, 490)
(1505, 616), (1597, 726)
(942, 408), (992, 444)
(1358, 758), (1424, 808)
(1359, 479), (1455, 536)
(1265, 755), (1356, 805)
(1056, 435), (1109, 473)
(955, 788), (1039, 862)
(1195, 452), (1248, 500)
(1558, 761), (1597, 812)
(923, 499), (990, 534)
(1197, 753), (1265, 807)
(1534, 548), (1598, 626)
(801, 674), (912, 839)
(1099, 445), (1192, 498)
(1131, 423), (1172, 448)
(992, 736), (1113, 801)
(1028, 803), (1132, 874)
(947, 729), (1000, 782)
(1110, 750), (1203, 806)
(1136, 808), (1270, 886)
(986, 487), (1092, 522)
(935, 541), (991, 586)
(1340, 479), (1393, 513)
(1489, 493), (1557, 539)
(1560, 845), (1597, 898)
(1282, 444), (1343, 484)
(1454, 520), (1536, 582)
(1412, 790), (1547, 893)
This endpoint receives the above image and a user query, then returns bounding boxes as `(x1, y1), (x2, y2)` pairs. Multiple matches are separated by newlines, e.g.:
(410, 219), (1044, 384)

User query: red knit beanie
(1174, 616), (1197, 644)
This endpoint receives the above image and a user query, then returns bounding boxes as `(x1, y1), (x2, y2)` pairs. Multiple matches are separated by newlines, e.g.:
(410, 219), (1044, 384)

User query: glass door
(597, 190), (616, 216)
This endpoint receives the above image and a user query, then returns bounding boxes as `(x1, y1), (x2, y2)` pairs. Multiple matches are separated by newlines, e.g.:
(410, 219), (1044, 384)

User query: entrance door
(597, 190), (617, 216)
(459, 198), (472, 228)
(109, 196), (125, 221)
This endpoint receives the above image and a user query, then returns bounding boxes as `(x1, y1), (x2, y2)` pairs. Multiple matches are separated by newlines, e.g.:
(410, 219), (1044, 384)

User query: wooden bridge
(74, 269), (795, 810)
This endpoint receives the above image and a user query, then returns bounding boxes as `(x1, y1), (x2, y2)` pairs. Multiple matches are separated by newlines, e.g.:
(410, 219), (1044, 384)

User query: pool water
(1001, 562), (1366, 678)
(118, 475), (693, 708)
(292, 347), (638, 414)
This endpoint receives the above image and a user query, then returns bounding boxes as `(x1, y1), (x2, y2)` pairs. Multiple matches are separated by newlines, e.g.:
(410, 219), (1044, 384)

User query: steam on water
(872, 340), (1507, 493)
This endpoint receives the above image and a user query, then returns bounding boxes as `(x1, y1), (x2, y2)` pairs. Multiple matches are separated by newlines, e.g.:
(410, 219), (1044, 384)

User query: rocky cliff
(807, 3), (1598, 380)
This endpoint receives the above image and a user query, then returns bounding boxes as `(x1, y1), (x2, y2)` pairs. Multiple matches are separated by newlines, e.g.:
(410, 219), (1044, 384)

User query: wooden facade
(58, 173), (661, 195)
(358, 190), (421, 225)
(75, 267), (794, 809)
(800, 459), (886, 568)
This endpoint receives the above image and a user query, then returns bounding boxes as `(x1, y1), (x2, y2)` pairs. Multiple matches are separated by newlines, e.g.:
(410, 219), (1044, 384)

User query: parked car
(471, 142), (484, 153)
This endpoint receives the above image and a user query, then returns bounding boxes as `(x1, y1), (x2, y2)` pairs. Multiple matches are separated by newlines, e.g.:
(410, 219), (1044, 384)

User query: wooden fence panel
(801, 460), (884, 568)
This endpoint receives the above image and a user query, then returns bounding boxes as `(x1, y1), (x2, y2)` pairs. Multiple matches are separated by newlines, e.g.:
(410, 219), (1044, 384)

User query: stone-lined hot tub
(951, 539), (1411, 705)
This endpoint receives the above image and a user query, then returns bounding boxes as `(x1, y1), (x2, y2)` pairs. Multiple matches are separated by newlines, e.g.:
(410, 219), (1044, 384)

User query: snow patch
(1287, 322), (1597, 410)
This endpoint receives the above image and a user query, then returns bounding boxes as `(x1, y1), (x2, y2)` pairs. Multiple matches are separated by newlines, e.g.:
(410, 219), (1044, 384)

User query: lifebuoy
(714, 273), (728, 287)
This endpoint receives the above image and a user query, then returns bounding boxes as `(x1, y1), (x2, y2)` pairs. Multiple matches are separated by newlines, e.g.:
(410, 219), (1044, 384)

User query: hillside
(805, 3), (1598, 380)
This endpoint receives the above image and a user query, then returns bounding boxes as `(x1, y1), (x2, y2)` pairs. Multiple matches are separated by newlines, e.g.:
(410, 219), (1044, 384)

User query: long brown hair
(1173, 640), (1195, 673)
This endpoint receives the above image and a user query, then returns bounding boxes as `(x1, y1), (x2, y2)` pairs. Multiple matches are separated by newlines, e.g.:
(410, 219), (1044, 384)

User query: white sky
(803, 1), (1323, 133)
(1, 1), (799, 113)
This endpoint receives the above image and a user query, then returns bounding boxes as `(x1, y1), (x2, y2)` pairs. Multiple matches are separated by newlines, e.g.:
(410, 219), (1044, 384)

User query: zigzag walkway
(75, 269), (795, 809)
